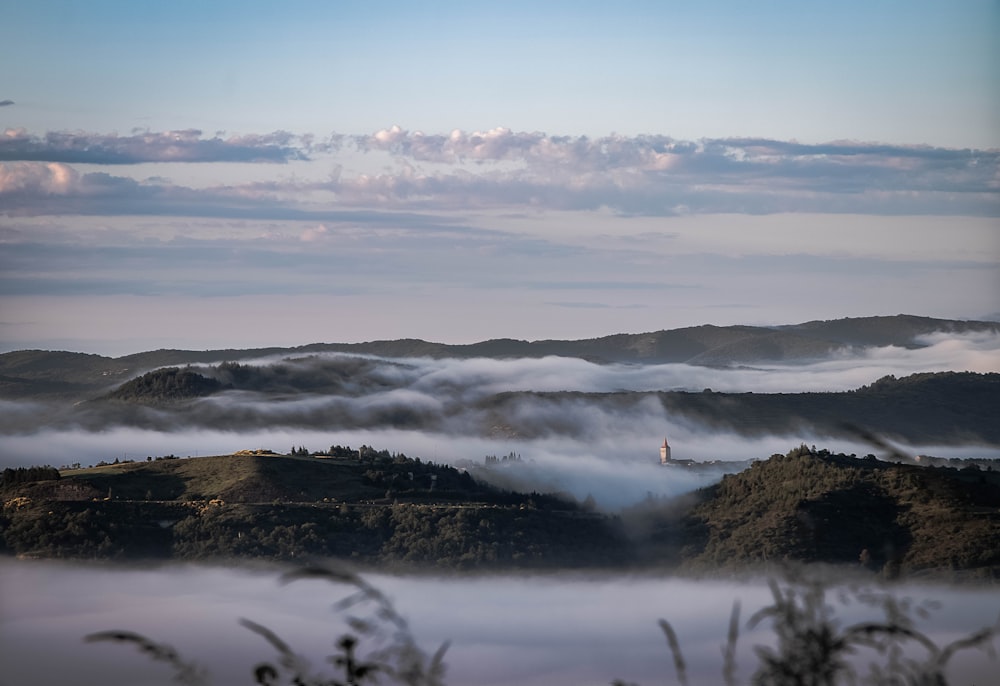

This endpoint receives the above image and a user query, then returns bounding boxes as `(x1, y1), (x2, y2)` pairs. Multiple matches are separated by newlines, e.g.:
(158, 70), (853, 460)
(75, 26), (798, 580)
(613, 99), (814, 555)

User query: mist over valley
(5, 3), (1000, 681)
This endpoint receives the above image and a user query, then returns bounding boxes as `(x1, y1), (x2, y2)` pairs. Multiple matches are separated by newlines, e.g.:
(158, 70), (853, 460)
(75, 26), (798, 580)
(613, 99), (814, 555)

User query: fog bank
(1, 559), (996, 686)
(4, 424), (997, 510)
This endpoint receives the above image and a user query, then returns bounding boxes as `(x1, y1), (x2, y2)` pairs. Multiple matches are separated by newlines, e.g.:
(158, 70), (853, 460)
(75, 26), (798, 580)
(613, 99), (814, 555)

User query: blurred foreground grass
(87, 564), (998, 686)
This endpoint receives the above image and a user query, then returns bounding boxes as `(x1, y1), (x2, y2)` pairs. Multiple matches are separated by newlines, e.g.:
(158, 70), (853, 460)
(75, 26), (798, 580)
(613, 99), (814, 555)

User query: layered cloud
(0, 128), (311, 165)
(2, 127), (997, 217)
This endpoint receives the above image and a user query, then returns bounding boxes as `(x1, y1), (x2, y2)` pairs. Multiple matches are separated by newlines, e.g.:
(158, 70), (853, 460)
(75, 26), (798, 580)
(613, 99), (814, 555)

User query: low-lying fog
(1, 335), (997, 684)
(1, 559), (996, 686)
(4, 425), (998, 511)
(2, 331), (997, 508)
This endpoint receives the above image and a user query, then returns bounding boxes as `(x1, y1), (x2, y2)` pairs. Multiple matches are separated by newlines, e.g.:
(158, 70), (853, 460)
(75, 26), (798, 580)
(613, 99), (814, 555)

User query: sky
(1, 0), (998, 355)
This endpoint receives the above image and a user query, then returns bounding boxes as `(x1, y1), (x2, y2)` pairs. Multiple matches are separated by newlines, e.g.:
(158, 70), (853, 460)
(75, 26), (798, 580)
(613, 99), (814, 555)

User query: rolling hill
(2, 315), (996, 402)
(642, 445), (1000, 579)
(2, 446), (998, 578)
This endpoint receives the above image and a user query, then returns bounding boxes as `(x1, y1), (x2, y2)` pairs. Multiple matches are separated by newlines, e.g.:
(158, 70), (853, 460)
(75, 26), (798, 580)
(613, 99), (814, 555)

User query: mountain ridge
(2, 314), (997, 401)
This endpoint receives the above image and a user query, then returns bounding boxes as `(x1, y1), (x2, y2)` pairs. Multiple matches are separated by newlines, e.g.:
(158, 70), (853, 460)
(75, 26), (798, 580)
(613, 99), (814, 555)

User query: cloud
(0, 128), (311, 164)
(2, 127), (997, 217)
(0, 99), (14, 107)
(0, 161), (79, 194)
(299, 224), (329, 242)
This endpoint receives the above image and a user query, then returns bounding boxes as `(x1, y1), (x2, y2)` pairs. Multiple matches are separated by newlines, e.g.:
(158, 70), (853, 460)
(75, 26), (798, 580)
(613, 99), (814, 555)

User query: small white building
(659, 437), (672, 465)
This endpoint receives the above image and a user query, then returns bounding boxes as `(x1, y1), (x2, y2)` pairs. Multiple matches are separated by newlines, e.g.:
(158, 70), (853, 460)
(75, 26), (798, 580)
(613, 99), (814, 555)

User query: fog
(1, 334), (997, 683)
(185, 329), (1000, 396)
(1, 559), (997, 686)
(2, 422), (997, 512)
(1, 331), (997, 509)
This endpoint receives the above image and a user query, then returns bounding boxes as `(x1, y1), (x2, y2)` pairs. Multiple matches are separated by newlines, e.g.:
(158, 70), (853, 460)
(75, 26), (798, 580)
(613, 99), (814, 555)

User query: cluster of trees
(484, 452), (523, 465)
(103, 367), (225, 402)
(1, 466), (60, 488)
(287, 444), (411, 460)
(0, 501), (173, 558)
(153, 502), (628, 568)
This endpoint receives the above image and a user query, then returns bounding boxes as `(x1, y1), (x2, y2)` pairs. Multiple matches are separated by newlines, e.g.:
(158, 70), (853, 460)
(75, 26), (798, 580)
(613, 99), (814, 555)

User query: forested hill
(0, 452), (628, 568)
(16, 370), (1000, 445)
(476, 372), (1000, 445)
(2, 447), (998, 578)
(643, 445), (1000, 579)
(2, 314), (996, 401)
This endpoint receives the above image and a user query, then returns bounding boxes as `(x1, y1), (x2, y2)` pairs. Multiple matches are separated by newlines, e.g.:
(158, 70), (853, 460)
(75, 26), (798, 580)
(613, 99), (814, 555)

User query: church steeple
(659, 437), (672, 464)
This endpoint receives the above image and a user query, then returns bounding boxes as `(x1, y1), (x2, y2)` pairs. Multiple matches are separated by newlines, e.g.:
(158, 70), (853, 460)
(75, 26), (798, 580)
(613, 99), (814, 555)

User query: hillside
(642, 445), (1000, 579)
(477, 372), (1000, 445)
(100, 367), (228, 403)
(10, 370), (997, 444)
(2, 314), (996, 401)
(2, 447), (998, 578)
(0, 452), (628, 568)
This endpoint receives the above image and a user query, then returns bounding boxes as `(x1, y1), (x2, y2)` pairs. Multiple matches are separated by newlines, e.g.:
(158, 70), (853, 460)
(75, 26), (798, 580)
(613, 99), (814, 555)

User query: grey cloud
(2, 125), (998, 218)
(0, 162), (491, 225)
(0, 128), (311, 164)
(343, 128), (999, 215)
(0, 100), (14, 107)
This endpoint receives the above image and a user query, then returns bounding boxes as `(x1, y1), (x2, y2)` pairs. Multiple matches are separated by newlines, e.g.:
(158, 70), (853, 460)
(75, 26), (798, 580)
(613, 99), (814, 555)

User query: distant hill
(9, 367), (998, 446)
(100, 367), (227, 403)
(2, 315), (996, 401)
(476, 372), (1000, 445)
(640, 445), (1000, 579)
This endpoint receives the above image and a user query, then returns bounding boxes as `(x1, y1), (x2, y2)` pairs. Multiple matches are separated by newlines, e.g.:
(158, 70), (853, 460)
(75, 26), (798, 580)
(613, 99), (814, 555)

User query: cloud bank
(0, 128), (311, 165)
(2, 127), (996, 217)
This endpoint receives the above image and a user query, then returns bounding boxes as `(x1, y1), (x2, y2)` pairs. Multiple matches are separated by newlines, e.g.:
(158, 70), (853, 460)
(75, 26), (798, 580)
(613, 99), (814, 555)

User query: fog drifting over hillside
(1, 331), (997, 509)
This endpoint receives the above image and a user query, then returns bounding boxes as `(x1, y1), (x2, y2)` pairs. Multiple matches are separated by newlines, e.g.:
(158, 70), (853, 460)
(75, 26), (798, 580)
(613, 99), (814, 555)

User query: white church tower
(659, 437), (672, 465)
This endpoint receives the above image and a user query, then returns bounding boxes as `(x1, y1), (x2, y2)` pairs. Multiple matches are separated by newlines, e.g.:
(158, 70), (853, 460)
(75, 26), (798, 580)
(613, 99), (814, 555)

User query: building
(659, 437), (672, 465)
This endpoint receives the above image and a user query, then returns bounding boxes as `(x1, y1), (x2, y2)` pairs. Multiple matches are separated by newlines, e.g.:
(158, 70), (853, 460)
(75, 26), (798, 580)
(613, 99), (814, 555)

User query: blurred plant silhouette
(637, 569), (999, 686)
(86, 563), (448, 686)
(86, 564), (997, 686)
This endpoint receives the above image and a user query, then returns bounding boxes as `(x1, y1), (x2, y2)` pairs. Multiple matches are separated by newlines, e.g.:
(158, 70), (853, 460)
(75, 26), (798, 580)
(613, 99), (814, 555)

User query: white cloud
(4, 129), (996, 218)
(299, 224), (329, 242)
(0, 161), (79, 194)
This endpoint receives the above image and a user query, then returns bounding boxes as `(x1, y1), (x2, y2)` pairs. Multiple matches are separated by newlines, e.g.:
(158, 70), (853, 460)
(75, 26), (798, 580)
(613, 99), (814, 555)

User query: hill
(11, 369), (998, 445)
(100, 367), (228, 403)
(640, 445), (1000, 579)
(2, 314), (996, 401)
(0, 451), (628, 568)
(476, 372), (1000, 445)
(2, 446), (998, 578)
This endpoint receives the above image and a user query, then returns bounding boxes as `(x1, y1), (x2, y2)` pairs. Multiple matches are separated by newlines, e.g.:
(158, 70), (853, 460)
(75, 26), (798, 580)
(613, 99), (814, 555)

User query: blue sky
(4, 1), (997, 144)
(1, 1), (998, 354)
